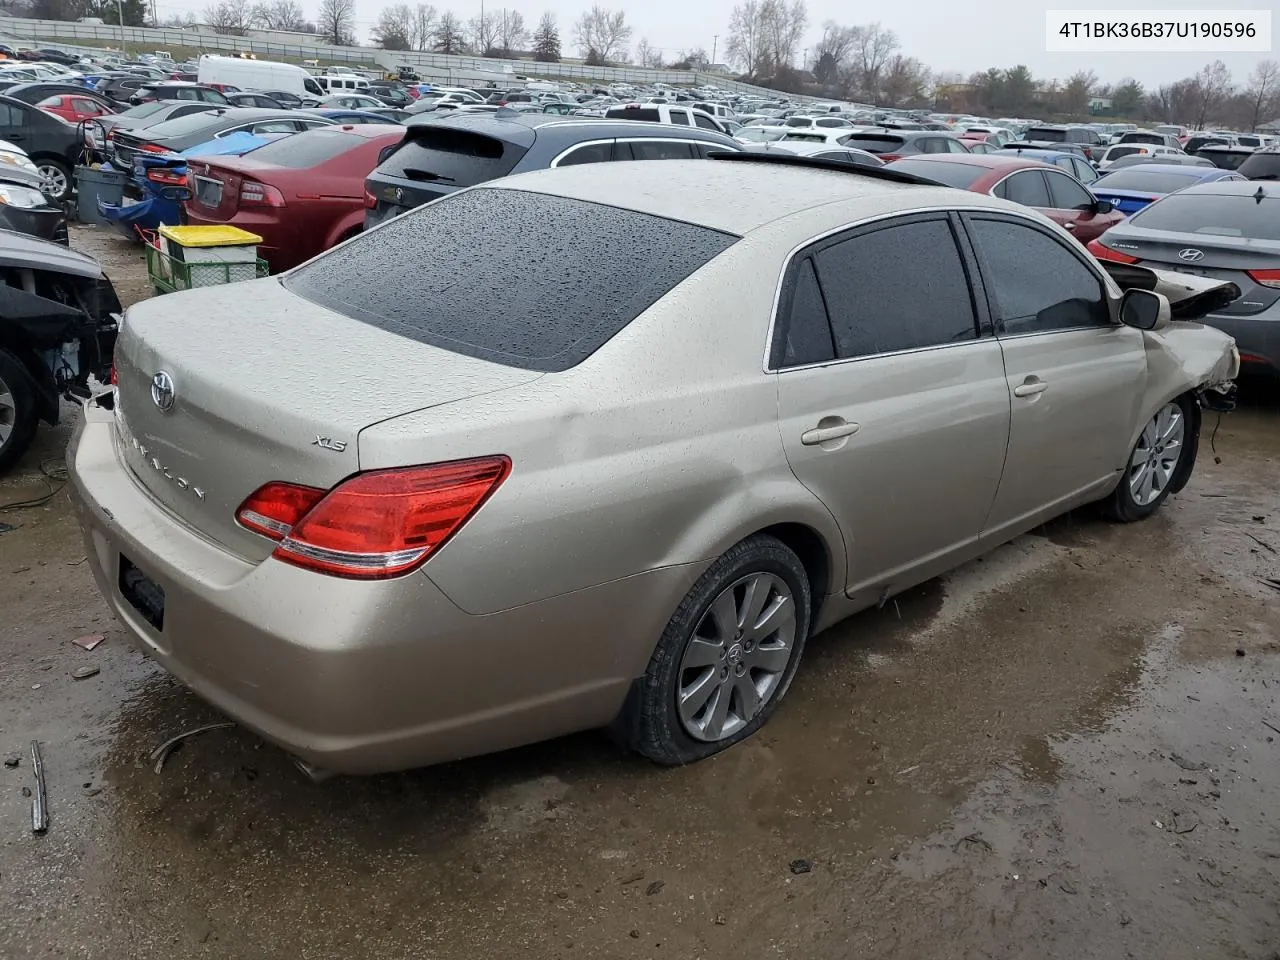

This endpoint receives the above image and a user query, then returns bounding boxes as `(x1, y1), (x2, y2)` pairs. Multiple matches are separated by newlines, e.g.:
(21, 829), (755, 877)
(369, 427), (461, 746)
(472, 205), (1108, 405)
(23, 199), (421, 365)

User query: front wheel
(0, 348), (39, 473)
(36, 159), (71, 203)
(1101, 396), (1194, 522)
(623, 534), (812, 765)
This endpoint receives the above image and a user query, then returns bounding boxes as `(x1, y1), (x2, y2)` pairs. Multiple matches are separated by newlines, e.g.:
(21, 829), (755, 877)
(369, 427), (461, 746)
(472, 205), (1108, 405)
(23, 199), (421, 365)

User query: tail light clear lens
(238, 457), (511, 579)
(1246, 269), (1280, 289)
(1085, 238), (1139, 264)
(239, 181), (286, 207)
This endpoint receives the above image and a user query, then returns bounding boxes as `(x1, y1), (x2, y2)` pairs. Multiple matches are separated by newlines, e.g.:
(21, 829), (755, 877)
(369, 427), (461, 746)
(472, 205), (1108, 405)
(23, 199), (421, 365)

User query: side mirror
(1094, 198), (1115, 214)
(1120, 288), (1172, 330)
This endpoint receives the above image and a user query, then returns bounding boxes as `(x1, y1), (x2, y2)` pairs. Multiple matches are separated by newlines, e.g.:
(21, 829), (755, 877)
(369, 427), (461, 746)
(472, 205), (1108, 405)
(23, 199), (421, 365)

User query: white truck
(196, 55), (324, 98)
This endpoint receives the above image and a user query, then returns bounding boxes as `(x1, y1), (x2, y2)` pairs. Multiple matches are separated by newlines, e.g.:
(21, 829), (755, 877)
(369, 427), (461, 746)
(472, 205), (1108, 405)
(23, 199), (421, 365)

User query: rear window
(1094, 171), (1202, 193)
(379, 125), (525, 186)
(1121, 133), (1164, 145)
(1237, 152), (1280, 179)
(1025, 127), (1067, 142)
(883, 158), (985, 188)
(242, 128), (381, 167)
(1131, 193), (1280, 240)
(1106, 146), (1142, 159)
(285, 188), (738, 372)
(143, 110), (228, 138)
(606, 107), (660, 123)
(844, 134), (906, 153)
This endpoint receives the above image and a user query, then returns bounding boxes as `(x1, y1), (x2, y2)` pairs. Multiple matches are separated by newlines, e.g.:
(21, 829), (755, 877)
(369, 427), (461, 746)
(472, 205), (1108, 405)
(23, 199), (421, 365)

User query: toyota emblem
(1177, 248), (1205, 263)
(150, 371), (176, 412)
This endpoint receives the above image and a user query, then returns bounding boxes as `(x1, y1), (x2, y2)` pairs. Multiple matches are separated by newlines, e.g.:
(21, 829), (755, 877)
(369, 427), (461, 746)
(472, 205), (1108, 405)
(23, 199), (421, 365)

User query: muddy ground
(1, 226), (1278, 960)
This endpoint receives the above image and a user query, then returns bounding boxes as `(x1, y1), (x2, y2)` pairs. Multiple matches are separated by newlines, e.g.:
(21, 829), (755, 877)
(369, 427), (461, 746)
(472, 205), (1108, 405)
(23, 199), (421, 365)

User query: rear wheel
(36, 159), (71, 203)
(624, 535), (812, 765)
(0, 349), (38, 473)
(1101, 396), (1193, 522)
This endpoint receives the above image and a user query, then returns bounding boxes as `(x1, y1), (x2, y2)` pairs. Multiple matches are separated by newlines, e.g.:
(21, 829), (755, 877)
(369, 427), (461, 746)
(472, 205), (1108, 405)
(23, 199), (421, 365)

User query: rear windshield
(1131, 193), (1280, 240)
(1025, 127), (1067, 142)
(1237, 152), (1280, 179)
(121, 100), (170, 118)
(284, 188), (739, 371)
(1121, 133), (1164, 145)
(843, 134), (905, 152)
(247, 128), (384, 167)
(1106, 146), (1143, 159)
(606, 107), (660, 123)
(143, 110), (228, 138)
(1094, 171), (1202, 193)
(379, 125), (525, 186)
(883, 158), (985, 188)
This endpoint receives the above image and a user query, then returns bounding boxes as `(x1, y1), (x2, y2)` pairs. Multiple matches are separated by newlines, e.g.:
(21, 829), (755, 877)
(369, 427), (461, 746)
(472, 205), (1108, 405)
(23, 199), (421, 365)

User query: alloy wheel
(37, 164), (67, 199)
(676, 572), (797, 742)
(0, 373), (15, 449)
(1129, 401), (1185, 506)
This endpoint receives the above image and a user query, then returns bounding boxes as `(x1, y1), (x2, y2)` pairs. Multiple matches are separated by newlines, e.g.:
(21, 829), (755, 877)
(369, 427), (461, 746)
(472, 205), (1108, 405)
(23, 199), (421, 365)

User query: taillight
(109, 363), (117, 386)
(1086, 238), (1139, 264)
(363, 188), (377, 209)
(1246, 269), (1280, 289)
(239, 457), (511, 579)
(879, 153), (902, 161)
(145, 167), (186, 186)
(139, 143), (169, 154)
(236, 482), (326, 539)
(239, 181), (286, 207)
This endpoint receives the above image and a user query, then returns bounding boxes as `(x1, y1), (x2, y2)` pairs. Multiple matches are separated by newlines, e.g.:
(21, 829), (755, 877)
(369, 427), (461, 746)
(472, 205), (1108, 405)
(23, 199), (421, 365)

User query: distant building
(1089, 96), (1114, 114)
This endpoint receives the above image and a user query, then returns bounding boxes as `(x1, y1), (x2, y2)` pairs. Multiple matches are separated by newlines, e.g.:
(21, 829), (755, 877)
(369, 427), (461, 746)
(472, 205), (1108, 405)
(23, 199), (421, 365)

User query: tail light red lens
(1246, 268), (1280, 289)
(109, 363), (117, 386)
(1086, 238), (1139, 264)
(363, 188), (377, 209)
(145, 167), (187, 186)
(239, 181), (286, 207)
(238, 457), (511, 579)
(236, 482), (327, 539)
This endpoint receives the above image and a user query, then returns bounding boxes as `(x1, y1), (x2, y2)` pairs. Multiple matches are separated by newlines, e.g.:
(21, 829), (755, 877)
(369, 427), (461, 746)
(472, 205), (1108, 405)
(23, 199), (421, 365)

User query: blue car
(992, 147), (1099, 185)
(1089, 163), (1245, 215)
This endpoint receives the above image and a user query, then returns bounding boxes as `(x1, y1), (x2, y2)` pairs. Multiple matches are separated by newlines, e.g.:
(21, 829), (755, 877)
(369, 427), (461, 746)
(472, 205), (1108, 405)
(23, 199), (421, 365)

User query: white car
(604, 103), (727, 134)
(1097, 143), (1183, 170)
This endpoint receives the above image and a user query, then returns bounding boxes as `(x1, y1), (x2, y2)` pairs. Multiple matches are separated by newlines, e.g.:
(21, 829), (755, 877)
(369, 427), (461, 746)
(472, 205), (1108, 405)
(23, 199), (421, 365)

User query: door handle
(801, 419), (860, 445)
(1013, 377), (1048, 398)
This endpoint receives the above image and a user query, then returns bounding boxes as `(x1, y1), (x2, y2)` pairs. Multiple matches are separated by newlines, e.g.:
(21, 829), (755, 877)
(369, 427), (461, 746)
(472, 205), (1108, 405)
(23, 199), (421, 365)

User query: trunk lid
(112, 277), (542, 560)
(186, 158), (246, 220)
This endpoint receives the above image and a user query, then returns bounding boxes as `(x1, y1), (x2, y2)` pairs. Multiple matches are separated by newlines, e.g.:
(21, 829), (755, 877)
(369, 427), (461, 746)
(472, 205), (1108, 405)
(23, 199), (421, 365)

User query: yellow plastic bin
(148, 225), (267, 292)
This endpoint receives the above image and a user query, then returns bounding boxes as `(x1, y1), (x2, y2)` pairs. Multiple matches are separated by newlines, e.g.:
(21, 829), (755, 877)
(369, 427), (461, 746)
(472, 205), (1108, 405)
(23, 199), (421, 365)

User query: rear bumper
(1202, 310), (1280, 376)
(68, 406), (692, 773)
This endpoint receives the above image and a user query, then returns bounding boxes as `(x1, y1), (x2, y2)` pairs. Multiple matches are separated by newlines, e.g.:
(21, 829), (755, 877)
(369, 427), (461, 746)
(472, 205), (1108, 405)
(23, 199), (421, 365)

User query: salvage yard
(0, 225), (1278, 959)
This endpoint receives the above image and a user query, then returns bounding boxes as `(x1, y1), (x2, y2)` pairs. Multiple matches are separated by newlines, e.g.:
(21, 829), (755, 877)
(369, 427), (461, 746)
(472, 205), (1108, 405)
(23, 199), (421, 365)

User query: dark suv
(1022, 124), (1106, 161)
(364, 112), (741, 226)
(130, 82), (229, 106)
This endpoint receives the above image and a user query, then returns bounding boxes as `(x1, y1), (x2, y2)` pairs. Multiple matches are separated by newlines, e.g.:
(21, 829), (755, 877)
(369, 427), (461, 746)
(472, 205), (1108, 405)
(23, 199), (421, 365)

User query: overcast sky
(153, 0), (1273, 88)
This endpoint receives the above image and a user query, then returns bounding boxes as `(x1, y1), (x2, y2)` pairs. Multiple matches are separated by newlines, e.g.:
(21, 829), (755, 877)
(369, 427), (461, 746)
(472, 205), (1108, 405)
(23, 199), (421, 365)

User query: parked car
(1183, 133), (1234, 155)
(0, 162), (68, 243)
(85, 99), (219, 159)
(1195, 144), (1256, 171)
(1088, 180), (1279, 375)
(314, 93), (387, 111)
(35, 93), (112, 124)
(958, 138), (997, 154)
(130, 81), (229, 106)
(184, 124), (405, 271)
(365, 113), (741, 225)
(0, 235), (119, 470)
(884, 155), (1124, 243)
(1089, 164), (1244, 215)
(734, 125), (788, 144)
(109, 108), (333, 170)
(1118, 130), (1184, 150)
(1095, 142), (1183, 170)
(0, 95), (84, 200)
(1237, 146), (1280, 180)
(366, 83), (414, 107)
(839, 129), (969, 159)
(249, 89), (302, 109)
(746, 140), (883, 166)
(3, 82), (112, 113)
(1107, 153), (1215, 171)
(603, 103), (728, 133)
(69, 154), (1237, 773)
(993, 146), (1098, 183)
(1022, 124), (1106, 161)
(225, 92), (286, 109)
(963, 126), (1013, 146)
(196, 54), (323, 101)
(92, 74), (150, 106)
(301, 108), (405, 126)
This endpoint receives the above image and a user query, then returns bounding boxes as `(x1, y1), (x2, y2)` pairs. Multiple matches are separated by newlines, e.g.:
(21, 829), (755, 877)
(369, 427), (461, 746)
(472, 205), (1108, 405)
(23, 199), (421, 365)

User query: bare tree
(843, 22), (898, 101)
(532, 10), (560, 61)
(373, 2), (413, 48)
(811, 21), (854, 86)
(433, 10), (465, 53)
(251, 0), (305, 29)
(204, 0), (253, 32)
(760, 0), (806, 70)
(1193, 59), (1233, 128)
(411, 3), (436, 50)
(635, 36), (662, 68)
(317, 0), (354, 43)
(468, 8), (499, 55)
(1060, 68), (1097, 115)
(1245, 59), (1279, 131)
(496, 9), (527, 55)
(879, 54), (930, 107)
(726, 1), (768, 75)
(573, 4), (632, 64)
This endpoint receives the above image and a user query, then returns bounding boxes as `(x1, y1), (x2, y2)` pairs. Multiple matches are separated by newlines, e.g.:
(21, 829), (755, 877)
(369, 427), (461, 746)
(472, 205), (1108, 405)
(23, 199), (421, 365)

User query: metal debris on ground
(72, 665), (100, 680)
(4, 756), (19, 768)
(1262, 720), (1280, 736)
(789, 858), (813, 874)
(71, 634), (105, 651)
(149, 722), (235, 773)
(1245, 533), (1278, 555)
(30, 740), (48, 834)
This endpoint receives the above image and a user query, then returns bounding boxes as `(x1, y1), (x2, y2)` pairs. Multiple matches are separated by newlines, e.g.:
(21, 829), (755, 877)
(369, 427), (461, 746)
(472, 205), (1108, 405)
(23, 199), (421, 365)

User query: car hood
(0, 232), (104, 277)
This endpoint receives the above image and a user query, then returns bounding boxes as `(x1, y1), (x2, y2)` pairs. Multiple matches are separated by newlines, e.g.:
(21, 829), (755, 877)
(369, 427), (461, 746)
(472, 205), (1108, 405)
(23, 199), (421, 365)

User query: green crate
(146, 244), (269, 295)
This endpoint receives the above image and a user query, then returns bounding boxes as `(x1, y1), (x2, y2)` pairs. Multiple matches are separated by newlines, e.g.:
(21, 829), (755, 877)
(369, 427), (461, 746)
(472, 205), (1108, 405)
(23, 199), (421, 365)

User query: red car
(35, 94), (112, 124)
(883, 154), (1125, 245)
(184, 124), (405, 272)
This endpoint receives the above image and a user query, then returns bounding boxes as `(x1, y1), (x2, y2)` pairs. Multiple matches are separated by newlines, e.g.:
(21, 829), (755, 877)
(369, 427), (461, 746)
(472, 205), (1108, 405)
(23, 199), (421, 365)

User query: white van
(197, 54), (324, 98)
(315, 74), (371, 93)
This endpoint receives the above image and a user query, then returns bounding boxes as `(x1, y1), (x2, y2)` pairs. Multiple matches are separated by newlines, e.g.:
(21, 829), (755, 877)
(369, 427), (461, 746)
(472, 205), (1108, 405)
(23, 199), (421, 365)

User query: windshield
(1131, 193), (1280, 240)
(1094, 171), (1203, 193)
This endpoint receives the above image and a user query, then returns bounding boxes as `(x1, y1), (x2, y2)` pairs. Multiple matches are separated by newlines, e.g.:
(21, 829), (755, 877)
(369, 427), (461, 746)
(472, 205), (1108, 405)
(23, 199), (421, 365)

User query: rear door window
(692, 113), (718, 130)
(998, 170), (1052, 207)
(1045, 171), (1095, 210)
(625, 140), (696, 160)
(668, 110), (690, 125)
(771, 257), (835, 368)
(285, 188), (738, 372)
(555, 141), (613, 166)
(812, 217), (978, 359)
(378, 125), (526, 186)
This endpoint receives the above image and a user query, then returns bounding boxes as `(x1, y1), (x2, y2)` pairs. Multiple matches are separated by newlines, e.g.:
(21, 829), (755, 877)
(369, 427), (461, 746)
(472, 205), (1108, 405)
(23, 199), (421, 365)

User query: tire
(35, 159), (71, 203)
(0, 348), (39, 473)
(623, 534), (812, 765)
(1100, 395), (1196, 523)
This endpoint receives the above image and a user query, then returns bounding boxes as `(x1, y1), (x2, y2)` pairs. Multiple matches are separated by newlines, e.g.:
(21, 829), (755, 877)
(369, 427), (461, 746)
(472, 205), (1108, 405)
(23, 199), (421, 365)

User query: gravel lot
(1, 225), (1278, 960)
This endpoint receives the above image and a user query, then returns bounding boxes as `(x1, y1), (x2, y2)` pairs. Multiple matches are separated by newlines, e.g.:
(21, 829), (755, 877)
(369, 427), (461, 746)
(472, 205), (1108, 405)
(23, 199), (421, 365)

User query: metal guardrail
(0, 15), (819, 101)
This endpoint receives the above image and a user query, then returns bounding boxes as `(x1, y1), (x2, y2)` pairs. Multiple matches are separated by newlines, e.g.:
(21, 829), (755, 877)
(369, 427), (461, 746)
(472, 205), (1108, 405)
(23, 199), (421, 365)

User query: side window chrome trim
(549, 136), (707, 167)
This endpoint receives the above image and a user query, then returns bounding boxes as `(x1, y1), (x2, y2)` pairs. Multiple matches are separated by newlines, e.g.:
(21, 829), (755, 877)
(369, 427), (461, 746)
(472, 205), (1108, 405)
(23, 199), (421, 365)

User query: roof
(1171, 180), (1277, 199)
(901, 154), (1049, 170)
(1095, 163), (1232, 180)
(488, 157), (1011, 235)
